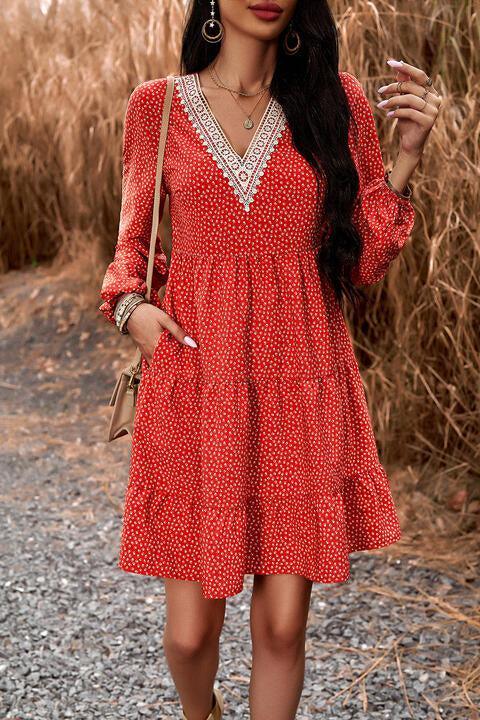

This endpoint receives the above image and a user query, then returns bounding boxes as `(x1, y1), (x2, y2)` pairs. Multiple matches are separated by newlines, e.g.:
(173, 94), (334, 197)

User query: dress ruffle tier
(120, 355), (401, 599)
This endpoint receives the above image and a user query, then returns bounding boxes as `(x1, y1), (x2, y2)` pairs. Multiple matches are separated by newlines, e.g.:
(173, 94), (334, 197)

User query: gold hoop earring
(201, 0), (224, 44)
(283, 23), (301, 55)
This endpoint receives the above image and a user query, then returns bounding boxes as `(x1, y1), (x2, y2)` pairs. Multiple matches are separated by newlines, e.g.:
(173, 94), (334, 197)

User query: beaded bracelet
(118, 297), (145, 334)
(384, 169), (413, 200)
(114, 292), (142, 324)
(119, 298), (145, 334)
(114, 292), (145, 334)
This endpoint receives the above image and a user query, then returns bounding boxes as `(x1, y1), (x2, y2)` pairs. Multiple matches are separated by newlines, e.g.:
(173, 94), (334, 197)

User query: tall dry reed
(0, 0), (185, 270)
(0, 0), (478, 507)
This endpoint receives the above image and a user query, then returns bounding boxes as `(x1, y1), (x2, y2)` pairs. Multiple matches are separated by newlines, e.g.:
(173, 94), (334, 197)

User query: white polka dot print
(99, 70), (416, 599)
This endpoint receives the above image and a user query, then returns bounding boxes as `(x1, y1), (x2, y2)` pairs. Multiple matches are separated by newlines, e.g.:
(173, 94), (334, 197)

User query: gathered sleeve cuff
(339, 71), (416, 288)
(350, 173), (416, 286)
(98, 79), (169, 325)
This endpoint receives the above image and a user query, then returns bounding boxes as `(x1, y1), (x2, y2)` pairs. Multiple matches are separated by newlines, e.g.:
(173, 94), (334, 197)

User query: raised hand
(376, 58), (443, 158)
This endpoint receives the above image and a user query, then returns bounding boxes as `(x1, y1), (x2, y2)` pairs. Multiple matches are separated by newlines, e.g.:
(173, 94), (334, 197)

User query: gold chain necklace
(208, 64), (271, 130)
(210, 63), (271, 96)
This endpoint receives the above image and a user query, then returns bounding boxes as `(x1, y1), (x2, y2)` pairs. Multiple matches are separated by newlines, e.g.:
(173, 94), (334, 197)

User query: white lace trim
(175, 73), (287, 212)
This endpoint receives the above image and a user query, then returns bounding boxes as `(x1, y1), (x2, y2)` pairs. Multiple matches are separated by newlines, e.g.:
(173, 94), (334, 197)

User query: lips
(249, 2), (283, 21)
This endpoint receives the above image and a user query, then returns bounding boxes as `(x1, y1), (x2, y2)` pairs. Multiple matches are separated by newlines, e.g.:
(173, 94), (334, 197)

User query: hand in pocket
(122, 301), (198, 365)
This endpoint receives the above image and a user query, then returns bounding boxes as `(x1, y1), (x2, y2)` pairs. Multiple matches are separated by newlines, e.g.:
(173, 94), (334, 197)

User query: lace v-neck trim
(175, 73), (287, 212)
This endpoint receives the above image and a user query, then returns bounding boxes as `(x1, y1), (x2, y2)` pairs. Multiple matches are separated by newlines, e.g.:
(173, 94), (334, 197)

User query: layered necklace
(207, 63), (272, 130)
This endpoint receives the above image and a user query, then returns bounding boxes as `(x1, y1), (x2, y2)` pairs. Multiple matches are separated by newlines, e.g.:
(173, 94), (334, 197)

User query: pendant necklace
(233, 88), (269, 130)
(208, 64), (271, 130)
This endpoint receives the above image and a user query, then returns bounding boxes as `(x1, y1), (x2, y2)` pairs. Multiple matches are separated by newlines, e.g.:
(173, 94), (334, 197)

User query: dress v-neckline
(193, 71), (274, 163)
(174, 72), (287, 212)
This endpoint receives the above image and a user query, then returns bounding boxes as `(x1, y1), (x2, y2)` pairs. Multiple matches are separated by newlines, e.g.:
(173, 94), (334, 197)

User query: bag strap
(145, 74), (175, 303)
(130, 75), (175, 370)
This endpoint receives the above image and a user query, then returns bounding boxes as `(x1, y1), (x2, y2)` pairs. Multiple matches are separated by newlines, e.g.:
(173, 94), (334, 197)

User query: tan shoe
(182, 687), (224, 720)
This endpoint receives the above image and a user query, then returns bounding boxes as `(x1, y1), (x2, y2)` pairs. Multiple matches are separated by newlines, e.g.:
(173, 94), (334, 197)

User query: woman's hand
(125, 301), (197, 366)
(376, 58), (443, 159)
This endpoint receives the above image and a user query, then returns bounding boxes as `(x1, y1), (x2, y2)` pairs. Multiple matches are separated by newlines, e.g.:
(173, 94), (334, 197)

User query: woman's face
(217, 1), (298, 41)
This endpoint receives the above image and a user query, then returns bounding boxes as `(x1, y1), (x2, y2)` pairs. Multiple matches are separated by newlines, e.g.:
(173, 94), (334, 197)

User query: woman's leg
(163, 578), (226, 720)
(249, 574), (313, 720)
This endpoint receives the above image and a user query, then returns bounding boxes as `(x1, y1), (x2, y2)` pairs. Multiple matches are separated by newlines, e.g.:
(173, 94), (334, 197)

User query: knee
(256, 620), (306, 655)
(163, 625), (220, 663)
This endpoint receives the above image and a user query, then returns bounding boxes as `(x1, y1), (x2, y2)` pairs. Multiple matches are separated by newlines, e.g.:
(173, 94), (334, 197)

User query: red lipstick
(249, 2), (283, 21)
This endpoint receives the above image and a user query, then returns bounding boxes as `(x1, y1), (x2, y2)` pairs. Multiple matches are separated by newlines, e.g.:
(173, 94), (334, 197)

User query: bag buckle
(127, 360), (141, 390)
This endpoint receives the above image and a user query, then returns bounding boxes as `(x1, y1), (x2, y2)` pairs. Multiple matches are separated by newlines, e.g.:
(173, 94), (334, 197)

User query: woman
(99, 1), (441, 718)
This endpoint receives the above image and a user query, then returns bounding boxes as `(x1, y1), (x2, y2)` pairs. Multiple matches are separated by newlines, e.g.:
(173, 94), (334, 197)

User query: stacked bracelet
(384, 169), (413, 200)
(114, 292), (145, 334)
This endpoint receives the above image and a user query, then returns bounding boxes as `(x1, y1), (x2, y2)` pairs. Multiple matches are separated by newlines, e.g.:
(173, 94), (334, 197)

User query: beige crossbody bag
(106, 74), (175, 443)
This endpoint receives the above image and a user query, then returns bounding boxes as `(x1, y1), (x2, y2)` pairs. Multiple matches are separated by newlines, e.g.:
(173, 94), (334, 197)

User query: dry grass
(0, 0), (185, 271)
(0, 0), (478, 554)
(336, 0), (480, 525)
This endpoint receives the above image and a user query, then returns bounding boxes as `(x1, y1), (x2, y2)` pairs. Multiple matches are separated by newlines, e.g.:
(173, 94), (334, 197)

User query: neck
(210, 32), (278, 93)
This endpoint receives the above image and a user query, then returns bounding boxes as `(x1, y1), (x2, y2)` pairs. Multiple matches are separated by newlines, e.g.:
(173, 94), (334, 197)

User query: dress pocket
(140, 330), (167, 375)
(149, 329), (166, 368)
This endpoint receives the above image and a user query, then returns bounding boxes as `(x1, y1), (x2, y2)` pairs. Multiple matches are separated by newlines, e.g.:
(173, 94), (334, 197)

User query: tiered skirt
(118, 248), (402, 599)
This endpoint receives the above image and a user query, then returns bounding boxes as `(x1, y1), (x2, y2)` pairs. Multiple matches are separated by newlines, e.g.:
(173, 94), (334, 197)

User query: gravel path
(0, 275), (478, 720)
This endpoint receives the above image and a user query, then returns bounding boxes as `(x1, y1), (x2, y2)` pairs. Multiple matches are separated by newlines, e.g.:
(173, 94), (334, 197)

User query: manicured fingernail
(377, 99), (389, 107)
(387, 59), (403, 67)
(183, 335), (198, 348)
(386, 110), (396, 116)
(377, 85), (388, 93)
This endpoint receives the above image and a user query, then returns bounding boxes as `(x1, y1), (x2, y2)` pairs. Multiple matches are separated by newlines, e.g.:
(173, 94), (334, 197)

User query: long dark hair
(180, 0), (363, 309)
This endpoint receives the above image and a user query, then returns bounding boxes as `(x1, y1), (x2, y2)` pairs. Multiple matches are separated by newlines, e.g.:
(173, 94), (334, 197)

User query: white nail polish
(387, 59), (403, 67)
(377, 85), (388, 93)
(184, 336), (198, 348)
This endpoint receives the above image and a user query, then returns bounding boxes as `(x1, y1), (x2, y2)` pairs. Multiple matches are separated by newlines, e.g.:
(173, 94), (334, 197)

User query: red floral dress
(99, 71), (415, 599)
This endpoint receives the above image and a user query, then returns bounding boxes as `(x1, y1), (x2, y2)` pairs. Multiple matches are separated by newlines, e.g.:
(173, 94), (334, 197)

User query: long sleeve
(339, 71), (416, 287)
(98, 78), (169, 324)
